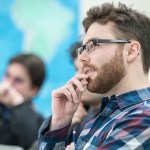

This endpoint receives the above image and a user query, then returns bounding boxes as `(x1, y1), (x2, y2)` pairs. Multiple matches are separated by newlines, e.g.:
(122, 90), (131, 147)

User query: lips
(83, 68), (95, 75)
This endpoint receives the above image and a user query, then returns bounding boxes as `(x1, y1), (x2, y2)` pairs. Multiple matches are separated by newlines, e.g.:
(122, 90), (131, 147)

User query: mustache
(82, 63), (96, 73)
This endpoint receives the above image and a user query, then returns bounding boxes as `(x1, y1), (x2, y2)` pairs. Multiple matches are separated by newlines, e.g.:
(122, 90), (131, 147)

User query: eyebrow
(83, 37), (113, 45)
(83, 37), (100, 45)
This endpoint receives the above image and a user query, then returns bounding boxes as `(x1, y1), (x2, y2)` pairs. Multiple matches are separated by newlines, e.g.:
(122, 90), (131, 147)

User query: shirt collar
(99, 95), (118, 115)
(116, 87), (150, 110)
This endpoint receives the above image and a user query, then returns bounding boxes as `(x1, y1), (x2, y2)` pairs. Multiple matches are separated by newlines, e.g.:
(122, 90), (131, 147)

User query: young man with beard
(0, 54), (45, 149)
(39, 2), (150, 150)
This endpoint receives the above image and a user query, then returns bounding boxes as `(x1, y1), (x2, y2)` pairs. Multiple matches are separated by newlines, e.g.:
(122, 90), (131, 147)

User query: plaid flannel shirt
(39, 87), (150, 150)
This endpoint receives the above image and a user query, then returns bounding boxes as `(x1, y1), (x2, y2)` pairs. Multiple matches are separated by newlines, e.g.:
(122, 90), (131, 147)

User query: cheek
(13, 83), (29, 93)
(92, 52), (110, 67)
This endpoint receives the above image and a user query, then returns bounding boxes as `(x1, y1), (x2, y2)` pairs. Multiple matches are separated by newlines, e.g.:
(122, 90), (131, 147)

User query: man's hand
(0, 82), (24, 107)
(50, 74), (88, 130)
(65, 142), (75, 150)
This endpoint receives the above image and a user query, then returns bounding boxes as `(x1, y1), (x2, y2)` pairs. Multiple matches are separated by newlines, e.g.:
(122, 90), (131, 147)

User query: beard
(86, 47), (126, 94)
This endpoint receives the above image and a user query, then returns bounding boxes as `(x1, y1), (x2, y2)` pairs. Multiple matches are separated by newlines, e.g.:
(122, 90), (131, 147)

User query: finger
(0, 84), (9, 96)
(68, 74), (88, 84)
(54, 87), (73, 102)
(65, 145), (74, 150)
(81, 78), (88, 85)
(66, 84), (80, 104)
(69, 78), (85, 92)
(62, 87), (73, 102)
(0, 88), (10, 98)
(65, 143), (75, 150)
(76, 87), (82, 102)
(70, 142), (75, 149)
(65, 145), (70, 150)
(73, 73), (88, 79)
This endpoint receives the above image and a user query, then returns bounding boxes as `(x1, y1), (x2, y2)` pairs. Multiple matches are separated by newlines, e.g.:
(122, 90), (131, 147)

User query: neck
(107, 73), (150, 97)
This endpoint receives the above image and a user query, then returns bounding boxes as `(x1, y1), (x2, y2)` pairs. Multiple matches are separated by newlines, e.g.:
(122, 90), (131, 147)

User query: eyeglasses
(77, 39), (131, 56)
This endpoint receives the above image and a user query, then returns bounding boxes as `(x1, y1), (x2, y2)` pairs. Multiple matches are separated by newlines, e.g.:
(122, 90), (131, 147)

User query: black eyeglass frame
(77, 39), (131, 56)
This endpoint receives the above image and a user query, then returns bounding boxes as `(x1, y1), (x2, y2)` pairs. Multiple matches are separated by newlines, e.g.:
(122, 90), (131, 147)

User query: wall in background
(79, 0), (150, 34)
(0, 0), (79, 118)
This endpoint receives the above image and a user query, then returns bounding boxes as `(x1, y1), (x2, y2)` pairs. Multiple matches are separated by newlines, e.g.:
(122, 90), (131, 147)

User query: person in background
(39, 2), (150, 150)
(0, 54), (45, 149)
(68, 41), (103, 141)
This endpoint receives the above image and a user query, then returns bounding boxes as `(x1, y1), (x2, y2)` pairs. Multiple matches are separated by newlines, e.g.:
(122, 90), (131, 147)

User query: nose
(78, 51), (90, 65)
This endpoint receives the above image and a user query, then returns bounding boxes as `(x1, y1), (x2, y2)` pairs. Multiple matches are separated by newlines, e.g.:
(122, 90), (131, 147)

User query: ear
(127, 41), (141, 62)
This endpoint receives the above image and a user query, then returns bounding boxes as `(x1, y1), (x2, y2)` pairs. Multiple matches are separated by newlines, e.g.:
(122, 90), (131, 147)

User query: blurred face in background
(4, 63), (37, 100)
(74, 58), (102, 106)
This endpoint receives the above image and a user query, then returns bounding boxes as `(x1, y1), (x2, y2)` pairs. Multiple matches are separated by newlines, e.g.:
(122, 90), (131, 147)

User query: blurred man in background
(0, 54), (45, 149)
(69, 42), (103, 141)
